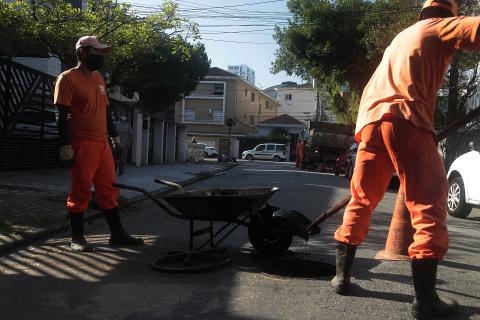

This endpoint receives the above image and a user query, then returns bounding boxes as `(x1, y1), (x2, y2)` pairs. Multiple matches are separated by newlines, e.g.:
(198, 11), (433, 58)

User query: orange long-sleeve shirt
(355, 16), (480, 141)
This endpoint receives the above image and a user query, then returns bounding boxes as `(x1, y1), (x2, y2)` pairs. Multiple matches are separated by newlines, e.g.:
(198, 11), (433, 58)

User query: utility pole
(313, 78), (321, 122)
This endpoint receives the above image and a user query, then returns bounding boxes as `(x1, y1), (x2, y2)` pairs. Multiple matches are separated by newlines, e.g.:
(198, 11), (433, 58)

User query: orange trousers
(334, 118), (449, 259)
(67, 140), (119, 213)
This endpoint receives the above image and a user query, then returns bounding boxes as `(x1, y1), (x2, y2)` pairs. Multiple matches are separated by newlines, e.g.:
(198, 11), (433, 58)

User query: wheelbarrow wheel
(248, 214), (293, 257)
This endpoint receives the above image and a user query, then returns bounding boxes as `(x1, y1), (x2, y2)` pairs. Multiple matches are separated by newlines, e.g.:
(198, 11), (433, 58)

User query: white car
(242, 143), (287, 162)
(198, 143), (218, 158)
(447, 143), (480, 218)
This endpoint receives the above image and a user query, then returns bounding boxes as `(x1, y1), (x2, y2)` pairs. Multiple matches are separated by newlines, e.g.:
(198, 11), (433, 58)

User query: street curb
(0, 163), (239, 256)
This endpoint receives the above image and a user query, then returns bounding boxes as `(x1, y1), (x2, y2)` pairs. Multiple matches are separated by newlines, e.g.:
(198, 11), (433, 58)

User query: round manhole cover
(263, 259), (335, 279)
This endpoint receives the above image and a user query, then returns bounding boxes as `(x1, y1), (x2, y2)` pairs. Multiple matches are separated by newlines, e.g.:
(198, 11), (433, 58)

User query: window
(266, 101), (270, 110)
(184, 107), (224, 123)
(212, 110), (224, 123)
(251, 92), (255, 102)
(285, 94), (292, 101)
(250, 115), (255, 125)
(266, 145), (275, 152)
(214, 83), (224, 95)
(184, 109), (195, 121)
(255, 145), (265, 152)
(259, 103), (262, 115)
(245, 89), (248, 97)
(275, 145), (286, 152)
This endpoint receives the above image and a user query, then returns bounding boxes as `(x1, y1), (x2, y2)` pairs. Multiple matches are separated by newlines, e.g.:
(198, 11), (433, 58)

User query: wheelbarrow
(113, 179), (334, 273)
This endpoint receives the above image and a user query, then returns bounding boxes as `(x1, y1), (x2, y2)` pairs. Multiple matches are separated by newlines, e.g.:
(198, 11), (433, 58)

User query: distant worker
(295, 140), (302, 168)
(298, 139), (306, 169)
(191, 137), (197, 144)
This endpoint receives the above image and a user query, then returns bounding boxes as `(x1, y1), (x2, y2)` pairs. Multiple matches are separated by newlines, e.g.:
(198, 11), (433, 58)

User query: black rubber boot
(103, 207), (144, 246)
(69, 212), (93, 252)
(331, 242), (357, 295)
(411, 259), (458, 319)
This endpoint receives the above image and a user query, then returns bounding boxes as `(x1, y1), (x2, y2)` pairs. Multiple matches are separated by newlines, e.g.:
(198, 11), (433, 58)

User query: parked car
(242, 143), (287, 162)
(447, 142), (480, 218)
(335, 143), (358, 176)
(198, 143), (218, 158)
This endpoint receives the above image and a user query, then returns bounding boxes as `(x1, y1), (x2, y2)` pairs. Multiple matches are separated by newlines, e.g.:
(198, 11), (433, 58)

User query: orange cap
(422, 0), (458, 17)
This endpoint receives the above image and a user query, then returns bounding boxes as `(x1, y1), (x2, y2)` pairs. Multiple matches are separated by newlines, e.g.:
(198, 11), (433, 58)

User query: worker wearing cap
(54, 36), (143, 252)
(330, 1), (479, 318)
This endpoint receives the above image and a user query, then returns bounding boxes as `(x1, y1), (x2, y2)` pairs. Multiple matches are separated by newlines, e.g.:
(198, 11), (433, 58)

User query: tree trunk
(445, 56), (460, 169)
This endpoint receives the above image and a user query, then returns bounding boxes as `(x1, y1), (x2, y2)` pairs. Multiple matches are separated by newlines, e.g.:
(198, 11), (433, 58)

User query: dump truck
(304, 121), (355, 172)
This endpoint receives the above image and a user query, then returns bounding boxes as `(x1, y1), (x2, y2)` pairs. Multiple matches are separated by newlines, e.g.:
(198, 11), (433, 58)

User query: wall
(276, 87), (316, 125)
(235, 80), (278, 128)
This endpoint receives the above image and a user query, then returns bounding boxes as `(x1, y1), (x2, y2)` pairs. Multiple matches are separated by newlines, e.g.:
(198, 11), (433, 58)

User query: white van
(242, 143), (287, 162)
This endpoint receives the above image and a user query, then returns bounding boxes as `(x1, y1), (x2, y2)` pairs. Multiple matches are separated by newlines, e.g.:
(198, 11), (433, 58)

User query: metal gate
(0, 57), (134, 171)
(0, 58), (59, 170)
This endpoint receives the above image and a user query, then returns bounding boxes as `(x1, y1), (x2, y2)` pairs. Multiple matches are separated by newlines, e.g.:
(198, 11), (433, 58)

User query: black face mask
(84, 53), (104, 71)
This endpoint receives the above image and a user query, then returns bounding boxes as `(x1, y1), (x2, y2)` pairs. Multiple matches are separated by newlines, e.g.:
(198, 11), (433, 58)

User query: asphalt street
(0, 160), (479, 320)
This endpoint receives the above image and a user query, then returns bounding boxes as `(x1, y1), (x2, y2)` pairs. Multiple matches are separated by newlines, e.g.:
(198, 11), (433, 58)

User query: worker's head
(75, 36), (111, 71)
(419, 0), (458, 20)
(120, 112), (128, 121)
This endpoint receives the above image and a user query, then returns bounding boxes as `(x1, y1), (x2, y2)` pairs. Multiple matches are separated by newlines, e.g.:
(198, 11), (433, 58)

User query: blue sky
(128, 0), (303, 88)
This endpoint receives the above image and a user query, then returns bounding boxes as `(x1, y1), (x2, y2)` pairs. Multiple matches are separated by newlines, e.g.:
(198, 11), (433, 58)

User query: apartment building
(175, 67), (280, 157)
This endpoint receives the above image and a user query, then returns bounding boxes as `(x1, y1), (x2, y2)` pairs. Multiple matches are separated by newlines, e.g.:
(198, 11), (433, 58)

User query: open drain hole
(263, 259), (335, 279)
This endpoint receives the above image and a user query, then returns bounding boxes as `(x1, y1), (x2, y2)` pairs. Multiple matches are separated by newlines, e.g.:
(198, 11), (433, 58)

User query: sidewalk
(0, 160), (236, 253)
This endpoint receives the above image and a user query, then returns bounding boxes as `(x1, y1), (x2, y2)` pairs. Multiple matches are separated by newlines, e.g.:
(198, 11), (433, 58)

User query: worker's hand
(59, 145), (75, 168)
(112, 136), (122, 149)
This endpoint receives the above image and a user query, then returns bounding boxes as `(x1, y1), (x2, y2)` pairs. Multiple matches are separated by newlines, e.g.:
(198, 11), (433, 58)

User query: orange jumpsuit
(295, 141), (301, 168)
(54, 69), (119, 212)
(334, 16), (480, 259)
(298, 140), (305, 167)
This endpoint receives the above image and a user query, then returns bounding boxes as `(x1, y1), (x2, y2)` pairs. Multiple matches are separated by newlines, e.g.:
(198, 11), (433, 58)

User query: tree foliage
(272, 0), (420, 124)
(0, 0), (210, 112)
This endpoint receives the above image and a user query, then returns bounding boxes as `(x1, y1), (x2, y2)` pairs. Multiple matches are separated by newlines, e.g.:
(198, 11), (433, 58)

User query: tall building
(227, 64), (256, 85)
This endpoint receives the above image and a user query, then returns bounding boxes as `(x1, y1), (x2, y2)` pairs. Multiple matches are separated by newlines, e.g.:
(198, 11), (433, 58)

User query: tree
(116, 39), (210, 111)
(0, 0), (210, 112)
(272, 0), (419, 124)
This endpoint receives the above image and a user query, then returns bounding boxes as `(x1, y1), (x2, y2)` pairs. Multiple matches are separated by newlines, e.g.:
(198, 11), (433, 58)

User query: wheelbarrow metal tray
(164, 187), (278, 221)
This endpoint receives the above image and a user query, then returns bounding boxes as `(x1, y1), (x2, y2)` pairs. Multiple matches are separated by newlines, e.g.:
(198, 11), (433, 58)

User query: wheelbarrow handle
(307, 198), (350, 232)
(154, 179), (186, 193)
(113, 183), (147, 194)
(112, 183), (184, 219)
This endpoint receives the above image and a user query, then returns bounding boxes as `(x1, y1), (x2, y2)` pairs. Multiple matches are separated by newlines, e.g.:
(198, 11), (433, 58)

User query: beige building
(264, 81), (335, 125)
(175, 67), (281, 157)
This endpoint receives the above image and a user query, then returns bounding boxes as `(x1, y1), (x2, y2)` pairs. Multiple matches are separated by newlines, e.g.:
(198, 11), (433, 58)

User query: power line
(200, 38), (276, 44)
(174, 0), (286, 10)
